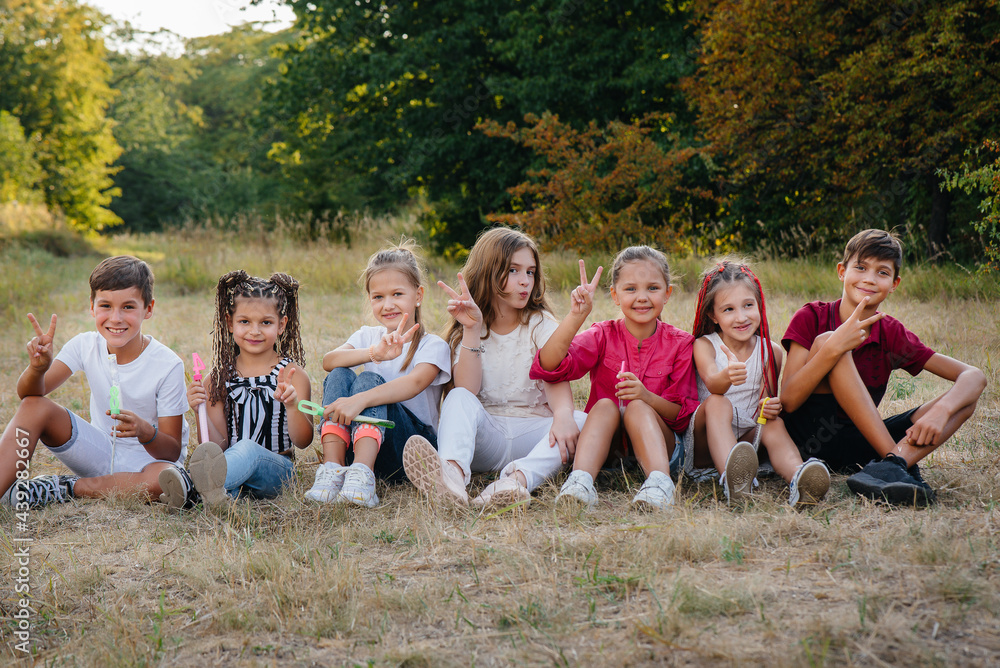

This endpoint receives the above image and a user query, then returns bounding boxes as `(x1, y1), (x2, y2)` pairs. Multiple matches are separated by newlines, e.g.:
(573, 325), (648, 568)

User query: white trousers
(437, 388), (587, 491)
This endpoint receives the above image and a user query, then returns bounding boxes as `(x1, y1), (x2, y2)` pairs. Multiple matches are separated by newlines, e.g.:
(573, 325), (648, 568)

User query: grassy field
(1, 217), (998, 666)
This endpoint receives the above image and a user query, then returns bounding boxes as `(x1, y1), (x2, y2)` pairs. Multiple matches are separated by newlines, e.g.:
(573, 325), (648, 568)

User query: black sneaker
(158, 466), (200, 509)
(1, 475), (77, 509)
(846, 454), (935, 506)
(906, 462), (936, 501)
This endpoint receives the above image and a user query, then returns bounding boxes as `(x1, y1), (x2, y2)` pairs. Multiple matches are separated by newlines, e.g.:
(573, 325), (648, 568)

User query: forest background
(2, 2), (1000, 665)
(2, 0), (1000, 264)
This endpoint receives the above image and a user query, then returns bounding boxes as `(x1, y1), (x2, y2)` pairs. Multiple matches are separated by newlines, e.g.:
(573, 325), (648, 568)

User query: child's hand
(829, 297), (885, 355)
(323, 395), (369, 425)
(902, 403), (949, 447)
(108, 409), (152, 441)
(26, 313), (57, 371)
(615, 371), (649, 403)
(187, 377), (207, 408)
(758, 396), (782, 421)
(569, 259), (604, 317)
(372, 313), (421, 362)
(720, 344), (747, 386)
(273, 366), (298, 406)
(438, 272), (483, 330)
(548, 412), (581, 464)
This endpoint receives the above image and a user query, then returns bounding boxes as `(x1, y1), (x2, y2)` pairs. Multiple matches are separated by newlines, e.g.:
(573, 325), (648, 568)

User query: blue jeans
(323, 367), (437, 482)
(224, 439), (295, 499)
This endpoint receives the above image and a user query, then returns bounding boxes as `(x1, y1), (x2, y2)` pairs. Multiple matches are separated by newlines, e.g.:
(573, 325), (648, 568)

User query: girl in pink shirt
(531, 246), (698, 510)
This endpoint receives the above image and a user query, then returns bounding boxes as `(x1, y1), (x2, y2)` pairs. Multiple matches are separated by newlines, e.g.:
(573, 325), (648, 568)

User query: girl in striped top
(161, 271), (313, 508)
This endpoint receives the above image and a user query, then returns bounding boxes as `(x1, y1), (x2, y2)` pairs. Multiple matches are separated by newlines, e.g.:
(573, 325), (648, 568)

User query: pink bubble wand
(192, 353), (210, 444)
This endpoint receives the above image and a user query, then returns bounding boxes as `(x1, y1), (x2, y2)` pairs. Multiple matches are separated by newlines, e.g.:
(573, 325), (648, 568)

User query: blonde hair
(361, 239), (427, 372)
(445, 227), (550, 355)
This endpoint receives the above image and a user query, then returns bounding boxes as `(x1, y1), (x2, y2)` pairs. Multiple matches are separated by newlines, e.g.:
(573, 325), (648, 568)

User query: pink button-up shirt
(530, 319), (699, 433)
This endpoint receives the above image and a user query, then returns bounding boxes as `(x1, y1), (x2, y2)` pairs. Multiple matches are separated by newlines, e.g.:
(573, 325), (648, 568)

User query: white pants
(437, 388), (587, 491)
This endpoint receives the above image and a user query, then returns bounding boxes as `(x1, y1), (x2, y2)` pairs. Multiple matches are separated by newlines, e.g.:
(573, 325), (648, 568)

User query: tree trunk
(926, 173), (951, 261)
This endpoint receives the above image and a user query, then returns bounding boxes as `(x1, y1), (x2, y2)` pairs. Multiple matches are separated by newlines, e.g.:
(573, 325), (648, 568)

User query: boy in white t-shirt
(0, 256), (189, 508)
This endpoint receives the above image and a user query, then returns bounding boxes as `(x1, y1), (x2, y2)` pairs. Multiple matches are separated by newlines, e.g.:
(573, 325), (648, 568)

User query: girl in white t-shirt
(402, 227), (586, 509)
(305, 241), (452, 508)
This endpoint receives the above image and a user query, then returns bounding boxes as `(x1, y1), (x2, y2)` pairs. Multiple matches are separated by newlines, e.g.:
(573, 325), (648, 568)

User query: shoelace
(24, 479), (64, 506)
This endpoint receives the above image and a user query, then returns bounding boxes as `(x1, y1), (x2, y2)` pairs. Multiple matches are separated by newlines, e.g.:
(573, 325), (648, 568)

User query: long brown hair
(445, 227), (550, 355)
(692, 258), (778, 398)
(361, 239), (427, 371)
(209, 270), (305, 409)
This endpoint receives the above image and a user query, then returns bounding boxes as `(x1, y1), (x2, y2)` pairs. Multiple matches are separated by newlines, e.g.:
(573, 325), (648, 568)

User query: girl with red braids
(686, 258), (829, 506)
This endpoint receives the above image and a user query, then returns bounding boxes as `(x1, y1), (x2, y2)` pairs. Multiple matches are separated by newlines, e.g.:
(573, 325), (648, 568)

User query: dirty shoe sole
(158, 467), (190, 509)
(793, 463), (831, 506)
(725, 441), (758, 503)
(188, 441), (229, 507)
(402, 436), (468, 507)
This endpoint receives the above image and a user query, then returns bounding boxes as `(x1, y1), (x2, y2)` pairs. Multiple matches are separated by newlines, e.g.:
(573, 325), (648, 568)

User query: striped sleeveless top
(226, 358), (292, 454)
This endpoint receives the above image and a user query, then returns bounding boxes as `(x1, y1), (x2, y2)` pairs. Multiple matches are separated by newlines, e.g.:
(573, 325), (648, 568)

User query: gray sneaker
(631, 470), (676, 511)
(555, 470), (598, 509)
(2, 475), (77, 509)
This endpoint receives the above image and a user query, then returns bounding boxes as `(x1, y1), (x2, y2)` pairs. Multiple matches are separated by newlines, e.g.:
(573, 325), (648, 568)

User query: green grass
(0, 216), (998, 666)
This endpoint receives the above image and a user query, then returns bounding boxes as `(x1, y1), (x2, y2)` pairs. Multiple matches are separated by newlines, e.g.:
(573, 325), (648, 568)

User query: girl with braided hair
(684, 258), (829, 506)
(159, 271), (313, 508)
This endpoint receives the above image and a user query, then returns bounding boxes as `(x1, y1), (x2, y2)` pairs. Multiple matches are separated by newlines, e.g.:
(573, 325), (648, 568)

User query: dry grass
(1, 221), (998, 666)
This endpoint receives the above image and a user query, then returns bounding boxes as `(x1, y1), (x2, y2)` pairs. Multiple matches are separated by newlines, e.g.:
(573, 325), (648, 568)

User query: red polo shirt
(781, 299), (935, 407)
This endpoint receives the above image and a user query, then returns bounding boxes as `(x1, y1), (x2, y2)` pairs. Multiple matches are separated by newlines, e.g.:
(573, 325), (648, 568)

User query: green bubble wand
(108, 354), (121, 473)
(296, 400), (395, 429)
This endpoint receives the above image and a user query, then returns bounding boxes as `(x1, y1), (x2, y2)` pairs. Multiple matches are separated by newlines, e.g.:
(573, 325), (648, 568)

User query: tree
(266, 0), (699, 248)
(686, 0), (1000, 259)
(0, 0), (122, 230)
(940, 139), (1000, 269)
(480, 112), (716, 254)
(0, 111), (43, 203)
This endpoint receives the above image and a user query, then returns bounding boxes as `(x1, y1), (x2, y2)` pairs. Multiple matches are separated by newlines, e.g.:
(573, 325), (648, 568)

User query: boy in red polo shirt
(780, 230), (986, 505)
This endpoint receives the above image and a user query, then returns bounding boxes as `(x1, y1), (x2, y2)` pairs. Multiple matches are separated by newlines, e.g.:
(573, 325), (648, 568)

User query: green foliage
(481, 112), (716, 254)
(0, 0), (122, 230)
(265, 0), (698, 249)
(0, 111), (43, 203)
(940, 140), (1000, 269)
(686, 0), (1000, 260)
(107, 24), (296, 231)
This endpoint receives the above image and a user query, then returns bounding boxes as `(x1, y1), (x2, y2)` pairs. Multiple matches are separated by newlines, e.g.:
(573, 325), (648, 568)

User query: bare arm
(323, 344), (369, 372)
(781, 298), (885, 412)
(538, 260), (602, 371)
(274, 364), (313, 448)
(439, 273), (484, 395)
(694, 337), (733, 395)
(17, 313), (72, 398)
(543, 380), (581, 463)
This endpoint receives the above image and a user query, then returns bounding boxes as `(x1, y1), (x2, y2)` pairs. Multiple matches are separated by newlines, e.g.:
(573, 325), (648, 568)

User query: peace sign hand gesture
(273, 365), (298, 406)
(372, 313), (421, 361)
(829, 297), (885, 355)
(26, 313), (58, 372)
(569, 259), (603, 317)
(719, 343), (747, 386)
(438, 272), (483, 331)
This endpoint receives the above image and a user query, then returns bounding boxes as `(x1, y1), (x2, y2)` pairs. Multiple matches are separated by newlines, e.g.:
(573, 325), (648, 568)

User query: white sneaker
(337, 462), (379, 508)
(555, 470), (597, 509)
(631, 470), (676, 510)
(305, 462), (349, 503)
(723, 441), (758, 504)
(789, 458), (831, 507)
(472, 475), (530, 509)
(402, 435), (469, 507)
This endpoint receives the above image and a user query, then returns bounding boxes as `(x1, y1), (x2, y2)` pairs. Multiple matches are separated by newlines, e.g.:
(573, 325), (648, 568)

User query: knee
(443, 387), (476, 410)
(592, 398), (619, 414)
(225, 439), (255, 461)
(623, 399), (654, 421)
(324, 367), (357, 392)
(353, 371), (386, 393)
(17, 396), (62, 425)
(702, 393), (733, 417)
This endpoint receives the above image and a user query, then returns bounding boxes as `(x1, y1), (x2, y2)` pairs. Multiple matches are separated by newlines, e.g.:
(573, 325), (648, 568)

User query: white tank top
(696, 332), (768, 433)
